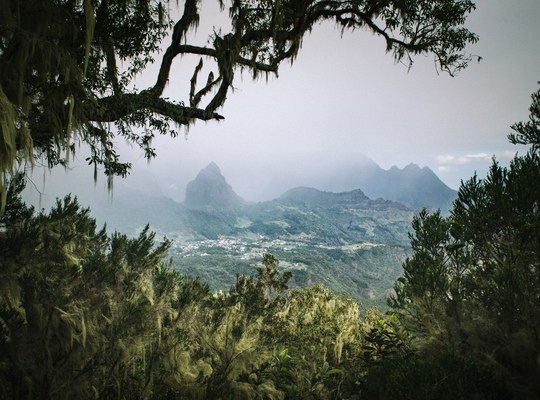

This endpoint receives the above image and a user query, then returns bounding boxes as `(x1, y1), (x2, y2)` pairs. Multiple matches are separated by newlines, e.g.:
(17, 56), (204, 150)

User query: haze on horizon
(23, 0), (540, 207)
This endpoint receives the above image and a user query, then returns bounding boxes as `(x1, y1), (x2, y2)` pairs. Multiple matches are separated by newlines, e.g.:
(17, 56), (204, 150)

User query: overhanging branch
(89, 93), (224, 125)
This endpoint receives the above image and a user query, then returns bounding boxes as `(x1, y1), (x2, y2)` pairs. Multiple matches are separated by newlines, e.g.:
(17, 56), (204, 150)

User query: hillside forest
(1, 1), (540, 399)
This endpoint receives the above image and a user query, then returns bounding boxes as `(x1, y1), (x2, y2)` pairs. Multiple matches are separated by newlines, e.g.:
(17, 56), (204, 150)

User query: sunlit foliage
(0, 177), (374, 398)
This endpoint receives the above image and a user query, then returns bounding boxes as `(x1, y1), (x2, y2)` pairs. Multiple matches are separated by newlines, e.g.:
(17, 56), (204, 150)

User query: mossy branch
(91, 92), (224, 124)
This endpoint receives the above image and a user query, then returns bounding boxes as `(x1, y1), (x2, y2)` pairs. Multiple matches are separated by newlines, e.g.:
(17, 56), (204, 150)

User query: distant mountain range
(182, 160), (455, 212)
(90, 163), (412, 242)
(169, 163), (415, 305)
(24, 160), (454, 306)
(84, 160), (454, 239)
(302, 157), (457, 213)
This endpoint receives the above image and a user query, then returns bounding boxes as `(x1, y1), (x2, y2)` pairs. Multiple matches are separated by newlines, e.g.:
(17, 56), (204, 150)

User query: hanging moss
(1, 0), (478, 209)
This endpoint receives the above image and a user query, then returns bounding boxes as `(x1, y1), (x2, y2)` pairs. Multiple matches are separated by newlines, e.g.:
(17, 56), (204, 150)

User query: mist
(22, 0), (540, 210)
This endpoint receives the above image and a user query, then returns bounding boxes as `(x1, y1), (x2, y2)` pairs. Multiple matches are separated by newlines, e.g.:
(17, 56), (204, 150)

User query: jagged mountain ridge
(279, 186), (410, 211)
(179, 159), (455, 215)
(310, 158), (457, 213)
(86, 163), (413, 243)
(176, 163), (413, 243)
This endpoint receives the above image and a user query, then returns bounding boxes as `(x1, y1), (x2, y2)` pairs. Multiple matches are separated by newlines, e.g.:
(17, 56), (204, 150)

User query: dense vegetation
(171, 240), (411, 309)
(384, 87), (540, 399)
(0, 180), (377, 398)
(1, 0), (539, 398)
(1, 87), (539, 397)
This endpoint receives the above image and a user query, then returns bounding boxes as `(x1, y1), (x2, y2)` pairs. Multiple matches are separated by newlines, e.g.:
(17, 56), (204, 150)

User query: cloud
(433, 147), (527, 190)
(436, 155), (457, 164)
(436, 151), (496, 166)
(464, 152), (492, 161)
(437, 165), (453, 173)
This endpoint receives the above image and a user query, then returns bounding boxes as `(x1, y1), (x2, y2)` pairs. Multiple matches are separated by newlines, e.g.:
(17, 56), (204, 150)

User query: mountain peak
(315, 161), (456, 213)
(185, 163), (244, 208)
(403, 163), (421, 170)
(204, 161), (221, 174)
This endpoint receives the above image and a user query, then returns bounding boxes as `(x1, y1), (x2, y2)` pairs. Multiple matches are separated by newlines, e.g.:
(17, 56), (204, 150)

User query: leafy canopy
(0, 0), (478, 207)
(388, 85), (540, 398)
(0, 175), (379, 399)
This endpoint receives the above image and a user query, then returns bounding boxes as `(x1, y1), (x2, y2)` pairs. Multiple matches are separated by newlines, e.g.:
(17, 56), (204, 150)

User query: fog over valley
(23, 150), (454, 213)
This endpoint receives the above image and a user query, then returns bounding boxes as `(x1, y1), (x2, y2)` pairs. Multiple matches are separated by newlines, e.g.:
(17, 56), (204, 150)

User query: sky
(25, 0), (540, 205)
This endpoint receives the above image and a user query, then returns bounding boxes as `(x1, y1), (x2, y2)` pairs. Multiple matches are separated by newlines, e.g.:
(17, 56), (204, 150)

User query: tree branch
(89, 93), (224, 125)
(152, 0), (200, 96)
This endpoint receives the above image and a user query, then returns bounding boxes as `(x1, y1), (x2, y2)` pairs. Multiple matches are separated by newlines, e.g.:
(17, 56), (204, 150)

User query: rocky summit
(184, 162), (244, 208)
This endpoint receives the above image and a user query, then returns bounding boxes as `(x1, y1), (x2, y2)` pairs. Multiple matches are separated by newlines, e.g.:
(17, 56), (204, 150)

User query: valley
(169, 235), (410, 308)
(137, 163), (422, 307)
(27, 159), (456, 307)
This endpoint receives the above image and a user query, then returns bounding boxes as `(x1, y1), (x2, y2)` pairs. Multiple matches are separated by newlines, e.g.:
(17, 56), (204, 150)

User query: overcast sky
(26, 0), (540, 204)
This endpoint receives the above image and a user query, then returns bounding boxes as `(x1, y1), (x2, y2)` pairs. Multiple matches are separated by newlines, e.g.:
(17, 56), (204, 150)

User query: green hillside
(78, 164), (415, 307)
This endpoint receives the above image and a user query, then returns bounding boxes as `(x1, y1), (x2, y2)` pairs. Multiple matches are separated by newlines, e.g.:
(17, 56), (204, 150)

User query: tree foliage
(1, 177), (380, 399)
(509, 84), (540, 152)
(388, 86), (540, 399)
(5, 79), (539, 396)
(0, 0), (478, 208)
(0, 175), (178, 398)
